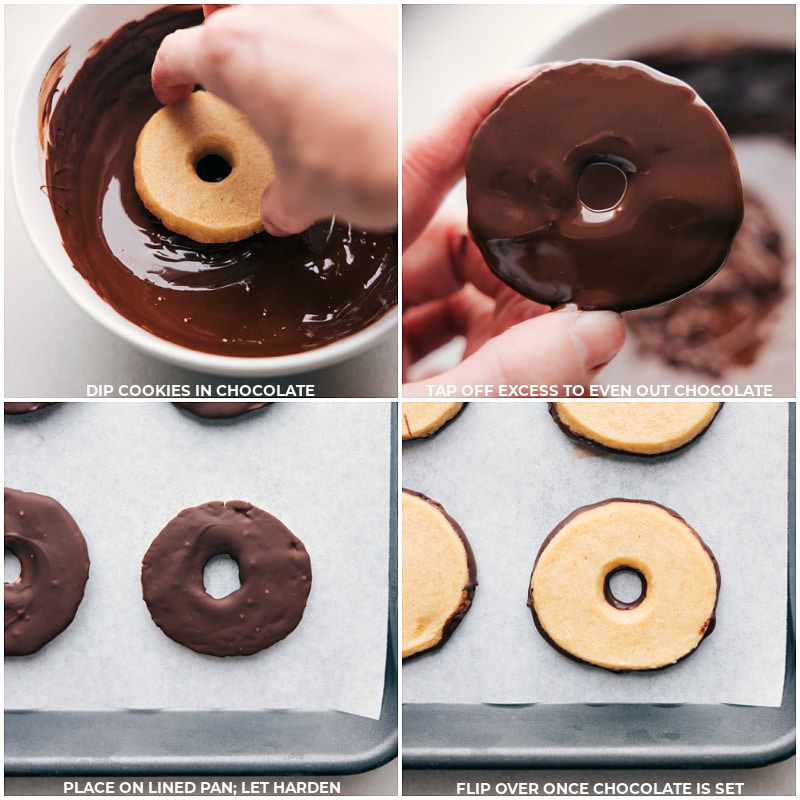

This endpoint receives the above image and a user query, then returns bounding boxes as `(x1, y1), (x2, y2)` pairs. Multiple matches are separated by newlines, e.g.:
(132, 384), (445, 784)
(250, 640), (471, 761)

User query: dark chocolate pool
(40, 5), (397, 358)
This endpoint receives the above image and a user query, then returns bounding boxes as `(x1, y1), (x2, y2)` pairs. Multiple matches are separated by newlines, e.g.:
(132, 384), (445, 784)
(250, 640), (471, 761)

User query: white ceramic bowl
(535, 3), (795, 61)
(12, 4), (397, 377)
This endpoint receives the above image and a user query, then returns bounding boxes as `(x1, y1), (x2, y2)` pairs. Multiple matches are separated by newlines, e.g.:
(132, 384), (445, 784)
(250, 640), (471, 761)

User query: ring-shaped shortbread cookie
(5, 488), (90, 656)
(529, 499), (719, 671)
(401, 402), (465, 440)
(549, 401), (722, 455)
(134, 91), (275, 243)
(402, 489), (477, 658)
(402, 489), (478, 658)
(141, 500), (311, 657)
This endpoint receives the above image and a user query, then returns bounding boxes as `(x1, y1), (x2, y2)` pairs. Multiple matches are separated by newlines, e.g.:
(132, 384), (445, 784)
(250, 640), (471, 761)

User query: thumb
(403, 310), (625, 396)
(260, 181), (321, 237)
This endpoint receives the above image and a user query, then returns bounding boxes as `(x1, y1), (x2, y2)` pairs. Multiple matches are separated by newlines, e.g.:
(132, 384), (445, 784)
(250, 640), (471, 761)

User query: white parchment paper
(403, 402), (789, 707)
(5, 401), (391, 719)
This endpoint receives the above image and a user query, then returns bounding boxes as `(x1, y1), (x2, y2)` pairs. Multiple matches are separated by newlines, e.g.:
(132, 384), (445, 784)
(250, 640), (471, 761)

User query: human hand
(152, 4), (398, 235)
(402, 70), (625, 396)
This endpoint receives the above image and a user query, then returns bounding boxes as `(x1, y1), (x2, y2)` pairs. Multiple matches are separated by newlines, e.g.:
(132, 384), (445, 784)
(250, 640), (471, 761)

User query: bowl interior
(13, 4), (397, 377)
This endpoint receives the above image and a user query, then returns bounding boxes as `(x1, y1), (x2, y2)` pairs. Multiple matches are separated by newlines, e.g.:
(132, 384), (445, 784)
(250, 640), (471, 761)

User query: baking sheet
(402, 402), (788, 707)
(5, 402), (390, 720)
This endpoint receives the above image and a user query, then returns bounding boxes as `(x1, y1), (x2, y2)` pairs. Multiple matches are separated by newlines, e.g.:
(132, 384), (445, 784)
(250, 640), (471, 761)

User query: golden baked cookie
(529, 499), (719, 671)
(134, 91), (275, 243)
(549, 402), (722, 455)
(401, 402), (464, 440)
(402, 489), (476, 658)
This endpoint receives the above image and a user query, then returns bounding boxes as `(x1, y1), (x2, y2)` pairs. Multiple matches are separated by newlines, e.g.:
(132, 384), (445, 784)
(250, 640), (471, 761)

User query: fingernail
(571, 311), (625, 370)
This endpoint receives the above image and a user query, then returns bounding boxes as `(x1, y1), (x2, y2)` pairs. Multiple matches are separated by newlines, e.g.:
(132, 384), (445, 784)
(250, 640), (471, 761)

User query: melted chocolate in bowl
(623, 44), (794, 376)
(42, 6), (397, 358)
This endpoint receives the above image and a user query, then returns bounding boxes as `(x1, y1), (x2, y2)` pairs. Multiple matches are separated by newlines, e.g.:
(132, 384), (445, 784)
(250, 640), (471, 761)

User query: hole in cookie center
(203, 554), (241, 599)
(577, 161), (628, 212)
(5, 549), (21, 583)
(195, 153), (233, 183)
(604, 566), (646, 609)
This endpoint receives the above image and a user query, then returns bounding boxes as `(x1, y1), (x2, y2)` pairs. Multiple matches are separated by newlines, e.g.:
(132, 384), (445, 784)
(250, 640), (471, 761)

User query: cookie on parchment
(549, 402), (722, 455)
(402, 489), (476, 658)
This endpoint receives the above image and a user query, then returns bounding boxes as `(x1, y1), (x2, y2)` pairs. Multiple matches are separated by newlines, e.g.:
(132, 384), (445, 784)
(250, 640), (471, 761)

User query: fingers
(403, 208), (546, 309)
(151, 26), (205, 104)
(402, 210), (485, 306)
(259, 182), (321, 237)
(151, 5), (398, 234)
(152, 8), (263, 109)
(403, 286), (494, 371)
(403, 309), (626, 397)
(402, 67), (541, 247)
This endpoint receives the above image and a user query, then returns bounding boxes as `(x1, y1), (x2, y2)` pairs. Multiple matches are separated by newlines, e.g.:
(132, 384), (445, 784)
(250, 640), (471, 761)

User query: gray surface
(402, 760), (796, 796)
(5, 759), (399, 796)
(4, 4), (398, 399)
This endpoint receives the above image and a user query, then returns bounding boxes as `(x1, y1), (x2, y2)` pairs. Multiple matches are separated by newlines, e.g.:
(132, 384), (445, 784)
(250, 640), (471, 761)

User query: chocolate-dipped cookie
(529, 499), (719, 671)
(141, 500), (311, 657)
(5, 488), (90, 656)
(173, 402), (270, 420)
(402, 489), (476, 658)
(466, 60), (743, 311)
(401, 402), (464, 440)
(549, 401), (722, 455)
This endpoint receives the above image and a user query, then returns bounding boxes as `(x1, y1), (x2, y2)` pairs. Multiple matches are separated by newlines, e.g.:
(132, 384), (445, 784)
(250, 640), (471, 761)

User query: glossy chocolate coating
(4, 403), (57, 415)
(402, 488), (477, 660)
(173, 402), (270, 420)
(141, 500), (311, 657)
(5, 488), (90, 656)
(466, 60), (744, 311)
(41, 6), (397, 358)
